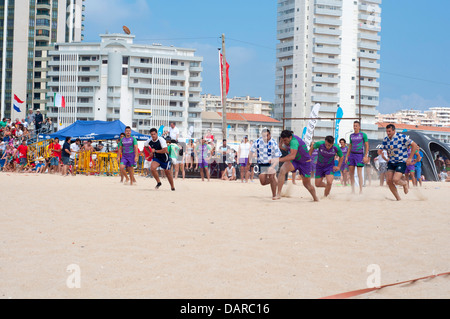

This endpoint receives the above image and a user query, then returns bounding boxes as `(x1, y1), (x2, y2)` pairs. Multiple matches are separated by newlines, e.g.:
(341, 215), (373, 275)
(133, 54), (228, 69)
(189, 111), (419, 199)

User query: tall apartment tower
(275, 0), (381, 140)
(0, 0), (85, 120)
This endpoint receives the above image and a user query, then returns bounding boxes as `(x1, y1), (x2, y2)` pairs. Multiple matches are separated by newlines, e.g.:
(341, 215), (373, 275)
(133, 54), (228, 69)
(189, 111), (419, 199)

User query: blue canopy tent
(38, 120), (151, 141)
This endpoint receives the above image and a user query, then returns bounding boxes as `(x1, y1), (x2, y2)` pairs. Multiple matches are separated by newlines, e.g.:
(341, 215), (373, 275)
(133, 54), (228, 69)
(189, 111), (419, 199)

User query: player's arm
(406, 141), (418, 166)
(363, 133), (369, 163)
(334, 146), (344, 171)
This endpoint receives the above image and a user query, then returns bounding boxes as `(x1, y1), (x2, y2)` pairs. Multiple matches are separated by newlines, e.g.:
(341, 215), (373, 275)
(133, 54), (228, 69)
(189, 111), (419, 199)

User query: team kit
(117, 122), (420, 202)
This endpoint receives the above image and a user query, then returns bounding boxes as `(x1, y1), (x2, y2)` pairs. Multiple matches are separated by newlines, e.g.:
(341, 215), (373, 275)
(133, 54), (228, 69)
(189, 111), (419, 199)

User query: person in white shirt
(168, 122), (180, 142)
(376, 149), (389, 186)
(70, 138), (81, 175)
(238, 136), (251, 183)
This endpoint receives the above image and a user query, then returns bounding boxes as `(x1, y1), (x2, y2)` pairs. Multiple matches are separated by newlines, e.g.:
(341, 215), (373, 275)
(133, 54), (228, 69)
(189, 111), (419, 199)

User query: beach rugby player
(276, 130), (319, 201)
(145, 128), (175, 191)
(246, 128), (282, 200)
(117, 126), (139, 186)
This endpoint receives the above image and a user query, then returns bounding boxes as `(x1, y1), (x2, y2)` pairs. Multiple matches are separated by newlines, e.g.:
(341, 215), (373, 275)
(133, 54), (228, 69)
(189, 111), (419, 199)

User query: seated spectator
(222, 161), (236, 181)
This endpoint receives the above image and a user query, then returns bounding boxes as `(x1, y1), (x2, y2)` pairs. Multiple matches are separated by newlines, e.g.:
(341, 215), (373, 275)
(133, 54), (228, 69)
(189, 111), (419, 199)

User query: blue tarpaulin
(38, 120), (151, 141)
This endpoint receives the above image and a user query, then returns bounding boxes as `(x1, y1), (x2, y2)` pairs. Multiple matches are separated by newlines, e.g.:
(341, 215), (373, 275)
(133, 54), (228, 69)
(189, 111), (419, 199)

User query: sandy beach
(0, 173), (449, 299)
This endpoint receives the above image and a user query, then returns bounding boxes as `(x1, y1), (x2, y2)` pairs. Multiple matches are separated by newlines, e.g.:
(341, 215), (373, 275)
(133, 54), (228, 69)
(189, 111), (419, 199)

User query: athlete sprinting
(276, 130), (318, 201)
(246, 128), (282, 200)
(117, 126), (139, 186)
(345, 121), (369, 194)
(310, 136), (343, 197)
(378, 124), (418, 201)
(145, 128), (175, 191)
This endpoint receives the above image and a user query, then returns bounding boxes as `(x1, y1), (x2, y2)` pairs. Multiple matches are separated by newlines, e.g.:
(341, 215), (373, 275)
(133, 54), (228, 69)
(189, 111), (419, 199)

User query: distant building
(46, 33), (203, 136)
(377, 122), (450, 145)
(376, 107), (450, 128)
(275, 0), (382, 140)
(1, 0), (86, 120)
(200, 94), (273, 116)
(200, 112), (282, 144)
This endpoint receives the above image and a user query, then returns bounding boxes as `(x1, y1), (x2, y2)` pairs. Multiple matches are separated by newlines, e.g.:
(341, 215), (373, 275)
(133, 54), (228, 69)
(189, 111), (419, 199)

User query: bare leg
(349, 165), (356, 193)
(302, 177), (319, 201)
(357, 166), (363, 194)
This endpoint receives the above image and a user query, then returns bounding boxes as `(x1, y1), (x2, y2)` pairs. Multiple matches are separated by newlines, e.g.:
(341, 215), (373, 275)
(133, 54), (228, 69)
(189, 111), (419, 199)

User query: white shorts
(144, 160), (152, 169)
(171, 158), (178, 165)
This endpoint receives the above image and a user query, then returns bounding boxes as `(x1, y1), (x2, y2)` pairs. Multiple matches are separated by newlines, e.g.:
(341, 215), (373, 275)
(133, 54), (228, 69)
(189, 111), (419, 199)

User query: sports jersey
(250, 137), (282, 164)
(288, 135), (311, 162)
(145, 136), (169, 163)
(118, 136), (138, 154)
(381, 133), (413, 164)
(313, 141), (343, 167)
(349, 132), (368, 154)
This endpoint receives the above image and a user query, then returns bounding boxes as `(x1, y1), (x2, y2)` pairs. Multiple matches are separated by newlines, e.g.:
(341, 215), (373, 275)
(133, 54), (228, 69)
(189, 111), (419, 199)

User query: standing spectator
(168, 122), (180, 141)
(61, 137), (72, 176)
(70, 138), (81, 175)
(0, 118), (7, 129)
(26, 110), (35, 126)
(218, 139), (232, 178)
(237, 136), (251, 183)
(49, 137), (61, 173)
(17, 139), (28, 172)
(34, 110), (44, 135)
(376, 149), (389, 186)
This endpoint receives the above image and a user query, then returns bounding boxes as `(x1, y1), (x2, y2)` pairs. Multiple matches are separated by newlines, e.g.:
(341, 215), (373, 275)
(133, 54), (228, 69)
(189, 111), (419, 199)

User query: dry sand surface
(0, 173), (449, 299)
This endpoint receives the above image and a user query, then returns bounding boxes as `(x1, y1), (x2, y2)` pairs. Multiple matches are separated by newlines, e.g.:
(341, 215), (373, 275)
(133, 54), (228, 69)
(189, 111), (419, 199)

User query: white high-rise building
(275, 0), (381, 140)
(46, 33), (204, 137)
(0, 0), (85, 120)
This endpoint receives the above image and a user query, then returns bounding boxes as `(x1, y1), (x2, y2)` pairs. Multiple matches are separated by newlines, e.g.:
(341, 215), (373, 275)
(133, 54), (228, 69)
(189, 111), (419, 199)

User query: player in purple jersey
(276, 130), (319, 201)
(310, 136), (343, 197)
(117, 126), (139, 186)
(345, 121), (369, 194)
(339, 138), (349, 187)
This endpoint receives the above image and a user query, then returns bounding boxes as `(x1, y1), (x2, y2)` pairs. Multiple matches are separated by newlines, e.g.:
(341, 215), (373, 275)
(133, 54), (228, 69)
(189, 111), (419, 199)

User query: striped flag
(13, 94), (24, 113)
(54, 93), (66, 108)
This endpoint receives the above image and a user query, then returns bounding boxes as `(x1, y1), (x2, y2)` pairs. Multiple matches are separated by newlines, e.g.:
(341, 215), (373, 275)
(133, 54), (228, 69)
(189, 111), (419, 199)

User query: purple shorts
(340, 162), (348, 172)
(315, 165), (334, 178)
(121, 153), (136, 168)
(348, 152), (364, 167)
(291, 160), (312, 178)
(239, 157), (248, 167)
(405, 165), (415, 174)
(199, 159), (209, 169)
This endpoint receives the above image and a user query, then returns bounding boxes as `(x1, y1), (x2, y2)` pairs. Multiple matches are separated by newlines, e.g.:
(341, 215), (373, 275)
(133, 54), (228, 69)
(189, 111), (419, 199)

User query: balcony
(358, 32), (381, 42)
(312, 76), (339, 84)
(314, 17), (342, 26)
(358, 51), (380, 60)
(313, 57), (341, 65)
(314, 7), (342, 17)
(314, 27), (341, 36)
(358, 41), (380, 51)
(359, 80), (379, 88)
(312, 66), (340, 74)
(314, 37), (341, 46)
(312, 86), (339, 94)
(312, 95), (339, 103)
(313, 46), (341, 55)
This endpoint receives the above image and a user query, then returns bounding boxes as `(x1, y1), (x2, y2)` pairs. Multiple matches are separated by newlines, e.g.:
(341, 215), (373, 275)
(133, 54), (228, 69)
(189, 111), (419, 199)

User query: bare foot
(273, 195), (281, 200)
(403, 183), (409, 195)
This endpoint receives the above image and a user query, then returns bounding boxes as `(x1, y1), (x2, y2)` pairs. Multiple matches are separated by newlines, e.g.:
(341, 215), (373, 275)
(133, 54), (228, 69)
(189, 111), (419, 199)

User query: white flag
(303, 103), (321, 148)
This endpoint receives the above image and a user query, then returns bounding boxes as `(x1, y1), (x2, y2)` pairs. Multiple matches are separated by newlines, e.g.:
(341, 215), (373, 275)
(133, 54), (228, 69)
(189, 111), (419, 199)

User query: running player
(276, 130), (318, 201)
(117, 126), (139, 186)
(345, 121), (369, 194)
(246, 128), (282, 200)
(310, 136), (343, 197)
(145, 128), (175, 190)
(378, 124), (418, 201)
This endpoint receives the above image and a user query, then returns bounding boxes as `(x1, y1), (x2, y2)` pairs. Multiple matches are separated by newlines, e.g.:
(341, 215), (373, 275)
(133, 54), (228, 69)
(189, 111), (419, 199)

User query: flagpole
(221, 34), (227, 141)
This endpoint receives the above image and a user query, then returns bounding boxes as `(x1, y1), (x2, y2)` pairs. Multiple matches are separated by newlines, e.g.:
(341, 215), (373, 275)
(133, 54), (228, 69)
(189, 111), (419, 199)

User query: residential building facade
(201, 111), (282, 144)
(275, 0), (382, 140)
(46, 33), (204, 137)
(0, 0), (85, 120)
(376, 107), (450, 128)
(200, 94), (273, 116)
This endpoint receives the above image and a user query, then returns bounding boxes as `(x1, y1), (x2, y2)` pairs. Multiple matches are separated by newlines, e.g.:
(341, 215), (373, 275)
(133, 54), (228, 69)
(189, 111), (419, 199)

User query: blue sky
(83, 0), (450, 114)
